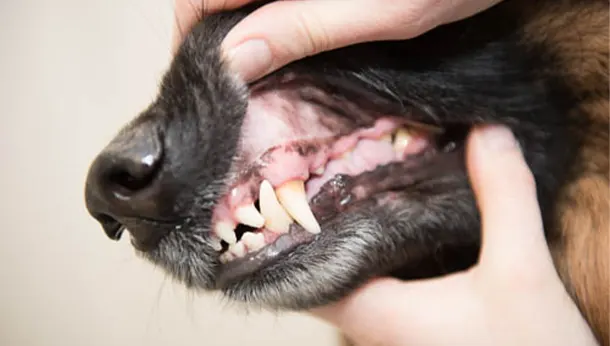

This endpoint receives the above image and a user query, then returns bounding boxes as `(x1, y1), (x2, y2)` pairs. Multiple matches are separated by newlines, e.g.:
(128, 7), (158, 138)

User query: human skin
(173, 0), (503, 81)
(311, 125), (598, 346)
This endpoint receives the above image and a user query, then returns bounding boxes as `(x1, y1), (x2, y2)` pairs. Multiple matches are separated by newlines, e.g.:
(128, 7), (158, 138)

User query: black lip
(94, 213), (124, 241)
(216, 226), (315, 287)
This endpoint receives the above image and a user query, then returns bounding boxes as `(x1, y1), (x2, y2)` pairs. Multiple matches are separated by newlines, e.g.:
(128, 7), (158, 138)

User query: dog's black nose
(85, 123), (169, 249)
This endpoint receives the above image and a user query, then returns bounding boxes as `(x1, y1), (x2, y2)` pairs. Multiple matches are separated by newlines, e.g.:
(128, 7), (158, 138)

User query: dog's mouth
(212, 74), (468, 286)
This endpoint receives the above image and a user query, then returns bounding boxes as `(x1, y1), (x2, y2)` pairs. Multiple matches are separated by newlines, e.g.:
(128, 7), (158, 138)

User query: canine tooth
(235, 204), (265, 228)
(242, 232), (266, 252)
(259, 180), (293, 234)
(276, 180), (321, 234)
(380, 133), (392, 142)
(215, 221), (237, 245)
(229, 242), (246, 258)
(393, 128), (411, 153)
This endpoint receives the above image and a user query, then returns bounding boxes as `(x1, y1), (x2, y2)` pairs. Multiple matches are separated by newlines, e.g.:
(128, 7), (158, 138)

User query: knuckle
(294, 9), (331, 56)
(382, 0), (442, 38)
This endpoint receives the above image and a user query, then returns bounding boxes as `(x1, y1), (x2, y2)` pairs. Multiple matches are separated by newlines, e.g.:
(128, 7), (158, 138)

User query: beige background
(0, 0), (338, 345)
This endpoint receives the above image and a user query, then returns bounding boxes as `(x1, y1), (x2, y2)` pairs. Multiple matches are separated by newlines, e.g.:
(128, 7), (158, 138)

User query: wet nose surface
(85, 124), (170, 250)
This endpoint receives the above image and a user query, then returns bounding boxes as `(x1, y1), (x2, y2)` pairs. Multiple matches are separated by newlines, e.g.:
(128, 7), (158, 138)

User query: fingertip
(466, 125), (546, 262)
(224, 39), (275, 82)
(467, 125), (536, 203)
(220, 0), (399, 82)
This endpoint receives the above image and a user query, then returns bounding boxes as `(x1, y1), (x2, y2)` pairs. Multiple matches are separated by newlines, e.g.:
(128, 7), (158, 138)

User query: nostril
(85, 125), (166, 246)
(95, 213), (124, 240)
(106, 154), (159, 194)
(96, 130), (164, 199)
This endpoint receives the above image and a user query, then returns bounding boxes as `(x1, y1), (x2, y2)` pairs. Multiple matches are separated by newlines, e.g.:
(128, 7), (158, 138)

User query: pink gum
(212, 118), (406, 228)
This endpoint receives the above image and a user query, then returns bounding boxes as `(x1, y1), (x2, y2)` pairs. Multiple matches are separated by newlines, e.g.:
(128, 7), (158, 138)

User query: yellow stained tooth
(235, 204), (265, 228)
(215, 221), (237, 245)
(393, 128), (411, 153)
(259, 180), (293, 234)
(380, 133), (392, 142)
(276, 180), (321, 235)
(241, 232), (266, 252)
(313, 166), (325, 175)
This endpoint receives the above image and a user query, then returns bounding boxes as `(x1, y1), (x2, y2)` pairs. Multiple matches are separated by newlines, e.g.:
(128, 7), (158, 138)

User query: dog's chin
(137, 75), (479, 311)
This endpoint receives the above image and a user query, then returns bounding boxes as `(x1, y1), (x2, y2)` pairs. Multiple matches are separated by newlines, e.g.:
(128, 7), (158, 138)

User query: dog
(84, 0), (609, 344)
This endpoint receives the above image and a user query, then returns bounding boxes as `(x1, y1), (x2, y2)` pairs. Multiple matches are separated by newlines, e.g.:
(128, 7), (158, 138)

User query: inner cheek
(238, 90), (342, 164)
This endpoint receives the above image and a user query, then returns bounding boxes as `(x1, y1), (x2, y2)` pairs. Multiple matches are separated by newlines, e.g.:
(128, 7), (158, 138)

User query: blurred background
(0, 1), (338, 345)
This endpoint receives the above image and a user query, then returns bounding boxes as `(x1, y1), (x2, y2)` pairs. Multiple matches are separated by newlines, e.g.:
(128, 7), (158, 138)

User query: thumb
(221, 0), (444, 82)
(466, 125), (553, 273)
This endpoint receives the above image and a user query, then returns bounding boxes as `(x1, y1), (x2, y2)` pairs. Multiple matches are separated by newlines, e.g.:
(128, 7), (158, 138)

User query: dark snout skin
(84, 1), (579, 311)
(85, 118), (169, 250)
(85, 9), (250, 252)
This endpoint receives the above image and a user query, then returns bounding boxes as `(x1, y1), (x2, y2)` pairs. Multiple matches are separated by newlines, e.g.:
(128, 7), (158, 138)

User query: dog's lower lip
(216, 226), (315, 287)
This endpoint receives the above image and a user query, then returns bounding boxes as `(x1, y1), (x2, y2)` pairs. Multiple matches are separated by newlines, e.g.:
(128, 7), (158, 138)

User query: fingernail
(226, 39), (272, 82)
(477, 125), (519, 152)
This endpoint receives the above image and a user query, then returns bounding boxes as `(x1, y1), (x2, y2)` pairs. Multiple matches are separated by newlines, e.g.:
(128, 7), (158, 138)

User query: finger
(312, 275), (471, 345)
(466, 125), (553, 270)
(173, 0), (203, 51)
(221, 0), (449, 82)
(172, 0), (258, 52)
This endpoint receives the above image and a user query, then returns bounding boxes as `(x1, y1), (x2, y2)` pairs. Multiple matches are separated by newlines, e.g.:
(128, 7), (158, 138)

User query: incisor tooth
(219, 252), (234, 263)
(276, 180), (321, 234)
(235, 204), (265, 228)
(229, 242), (246, 258)
(215, 221), (237, 245)
(313, 166), (325, 175)
(209, 235), (223, 251)
(259, 180), (293, 234)
(242, 232), (266, 252)
(393, 128), (411, 153)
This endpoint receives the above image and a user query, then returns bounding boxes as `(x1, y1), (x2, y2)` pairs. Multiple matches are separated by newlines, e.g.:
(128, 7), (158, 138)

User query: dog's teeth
(219, 252), (234, 263)
(259, 180), (293, 234)
(235, 204), (265, 228)
(241, 232), (266, 252)
(312, 166), (325, 175)
(215, 221), (237, 245)
(380, 133), (392, 142)
(393, 128), (411, 153)
(209, 235), (223, 251)
(276, 180), (321, 234)
(229, 242), (246, 258)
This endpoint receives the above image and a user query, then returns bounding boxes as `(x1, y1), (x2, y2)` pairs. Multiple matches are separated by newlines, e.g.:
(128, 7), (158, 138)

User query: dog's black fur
(85, 0), (609, 343)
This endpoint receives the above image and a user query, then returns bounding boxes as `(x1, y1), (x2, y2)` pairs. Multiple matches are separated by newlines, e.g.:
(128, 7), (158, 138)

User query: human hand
(309, 125), (598, 346)
(173, 0), (504, 81)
